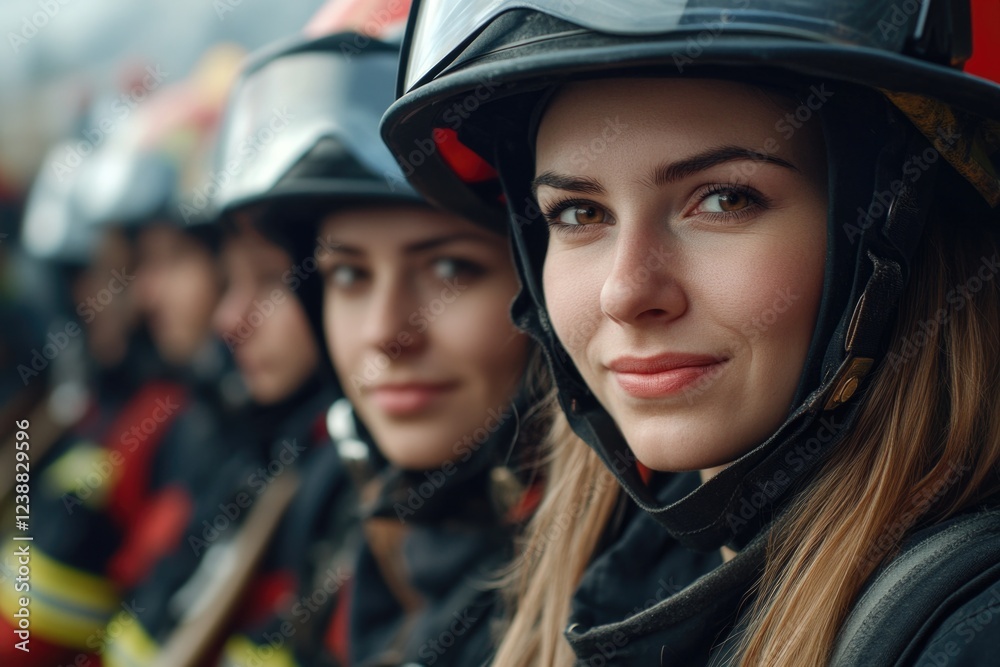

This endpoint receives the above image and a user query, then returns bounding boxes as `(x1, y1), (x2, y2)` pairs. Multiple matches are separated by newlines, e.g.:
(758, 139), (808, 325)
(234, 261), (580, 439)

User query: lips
(607, 353), (728, 399)
(367, 381), (459, 416)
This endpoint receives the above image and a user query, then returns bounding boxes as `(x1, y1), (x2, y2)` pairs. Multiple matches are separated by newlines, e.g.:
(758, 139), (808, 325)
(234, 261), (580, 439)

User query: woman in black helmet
(381, 1), (1000, 665)
(210, 30), (555, 667)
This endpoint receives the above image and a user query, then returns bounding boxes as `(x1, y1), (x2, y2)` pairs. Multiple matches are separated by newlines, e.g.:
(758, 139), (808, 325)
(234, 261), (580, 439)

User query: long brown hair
(492, 388), (621, 666)
(737, 209), (1000, 664)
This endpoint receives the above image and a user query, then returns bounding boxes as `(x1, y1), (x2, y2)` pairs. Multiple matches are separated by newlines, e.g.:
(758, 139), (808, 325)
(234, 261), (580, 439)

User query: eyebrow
(532, 145), (800, 196)
(649, 145), (799, 186)
(322, 232), (492, 257)
(531, 173), (606, 198)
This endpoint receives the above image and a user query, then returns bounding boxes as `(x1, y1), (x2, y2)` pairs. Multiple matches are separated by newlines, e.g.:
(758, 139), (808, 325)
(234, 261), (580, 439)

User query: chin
(622, 420), (742, 473)
(373, 424), (457, 471)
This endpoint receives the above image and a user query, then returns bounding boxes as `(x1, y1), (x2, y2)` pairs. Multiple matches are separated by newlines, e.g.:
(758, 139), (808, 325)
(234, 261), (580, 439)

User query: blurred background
(0, 0), (325, 196)
(0, 0), (368, 483)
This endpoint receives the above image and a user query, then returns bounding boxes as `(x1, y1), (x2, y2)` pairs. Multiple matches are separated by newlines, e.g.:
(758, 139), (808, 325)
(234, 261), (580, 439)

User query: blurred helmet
(208, 31), (423, 341)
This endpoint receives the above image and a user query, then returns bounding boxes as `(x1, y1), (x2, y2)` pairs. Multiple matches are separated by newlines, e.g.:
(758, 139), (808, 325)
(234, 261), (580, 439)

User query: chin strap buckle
(824, 356), (875, 410)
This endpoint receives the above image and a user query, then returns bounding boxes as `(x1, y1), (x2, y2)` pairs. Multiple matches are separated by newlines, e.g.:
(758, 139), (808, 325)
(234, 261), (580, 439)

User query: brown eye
(700, 188), (759, 216)
(716, 191), (750, 212)
(557, 206), (607, 225)
(574, 206), (604, 225)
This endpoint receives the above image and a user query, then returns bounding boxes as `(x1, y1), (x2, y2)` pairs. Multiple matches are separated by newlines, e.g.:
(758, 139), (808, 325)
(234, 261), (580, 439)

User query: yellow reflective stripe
(221, 634), (299, 667)
(41, 442), (121, 509)
(102, 610), (160, 667)
(0, 547), (118, 648)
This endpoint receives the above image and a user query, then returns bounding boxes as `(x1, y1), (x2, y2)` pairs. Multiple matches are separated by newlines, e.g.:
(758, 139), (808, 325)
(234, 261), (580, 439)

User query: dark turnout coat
(564, 483), (1000, 666)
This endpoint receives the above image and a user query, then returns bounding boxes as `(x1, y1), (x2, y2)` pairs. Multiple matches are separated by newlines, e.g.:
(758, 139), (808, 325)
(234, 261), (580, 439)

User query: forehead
(137, 225), (192, 256)
(535, 78), (815, 169)
(223, 225), (288, 264)
(319, 205), (494, 249)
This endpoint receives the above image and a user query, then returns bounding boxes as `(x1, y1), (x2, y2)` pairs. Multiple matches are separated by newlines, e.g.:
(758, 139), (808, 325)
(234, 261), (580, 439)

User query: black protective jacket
(349, 405), (533, 667)
(565, 492), (1000, 666)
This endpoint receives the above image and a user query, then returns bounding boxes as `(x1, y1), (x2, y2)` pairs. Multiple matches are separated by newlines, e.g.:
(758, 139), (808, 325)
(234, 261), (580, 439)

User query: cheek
(263, 305), (312, 358)
(542, 250), (602, 360)
(176, 264), (216, 322)
(437, 287), (526, 385)
(326, 304), (354, 372)
(707, 225), (826, 357)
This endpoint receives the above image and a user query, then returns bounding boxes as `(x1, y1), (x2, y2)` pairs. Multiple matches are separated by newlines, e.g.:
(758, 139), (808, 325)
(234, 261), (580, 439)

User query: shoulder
(912, 581), (1000, 667)
(831, 507), (1000, 666)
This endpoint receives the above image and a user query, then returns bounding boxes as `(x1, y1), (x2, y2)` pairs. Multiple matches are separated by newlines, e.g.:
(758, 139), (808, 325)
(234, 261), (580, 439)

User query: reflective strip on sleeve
(220, 634), (300, 667)
(102, 610), (160, 667)
(0, 546), (118, 648)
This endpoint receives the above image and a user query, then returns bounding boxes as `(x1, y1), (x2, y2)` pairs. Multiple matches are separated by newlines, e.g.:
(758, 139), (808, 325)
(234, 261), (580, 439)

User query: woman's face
(318, 205), (529, 471)
(74, 229), (140, 367)
(135, 225), (220, 366)
(535, 78), (828, 473)
(213, 221), (319, 405)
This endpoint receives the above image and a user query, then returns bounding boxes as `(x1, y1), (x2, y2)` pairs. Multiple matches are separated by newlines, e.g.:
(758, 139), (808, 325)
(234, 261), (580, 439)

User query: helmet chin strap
(501, 95), (939, 551)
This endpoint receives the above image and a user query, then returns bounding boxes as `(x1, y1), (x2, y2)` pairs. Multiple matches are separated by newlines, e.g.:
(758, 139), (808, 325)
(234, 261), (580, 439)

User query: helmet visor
(402, 0), (928, 93)
(214, 43), (401, 214)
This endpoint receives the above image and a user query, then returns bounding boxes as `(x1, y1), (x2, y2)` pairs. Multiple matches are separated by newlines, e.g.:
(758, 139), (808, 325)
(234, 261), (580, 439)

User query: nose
(361, 272), (426, 355)
(212, 283), (249, 340)
(134, 263), (160, 314)
(599, 221), (687, 326)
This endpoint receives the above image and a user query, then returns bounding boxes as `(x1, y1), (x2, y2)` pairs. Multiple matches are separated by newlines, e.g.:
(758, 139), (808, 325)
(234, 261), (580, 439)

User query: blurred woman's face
(135, 225), (220, 366)
(318, 205), (529, 470)
(74, 229), (140, 367)
(534, 78), (828, 473)
(213, 222), (319, 405)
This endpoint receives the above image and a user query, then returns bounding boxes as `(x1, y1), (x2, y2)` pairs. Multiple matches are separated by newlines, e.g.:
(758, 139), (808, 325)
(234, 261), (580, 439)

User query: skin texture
(318, 205), (529, 471)
(534, 78), (828, 473)
(213, 222), (319, 405)
(135, 225), (221, 367)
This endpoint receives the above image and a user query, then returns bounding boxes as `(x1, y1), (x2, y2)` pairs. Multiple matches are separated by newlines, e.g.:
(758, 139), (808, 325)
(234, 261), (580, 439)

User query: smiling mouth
(608, 354), (729, 399)
(367, 382), (460, 416)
